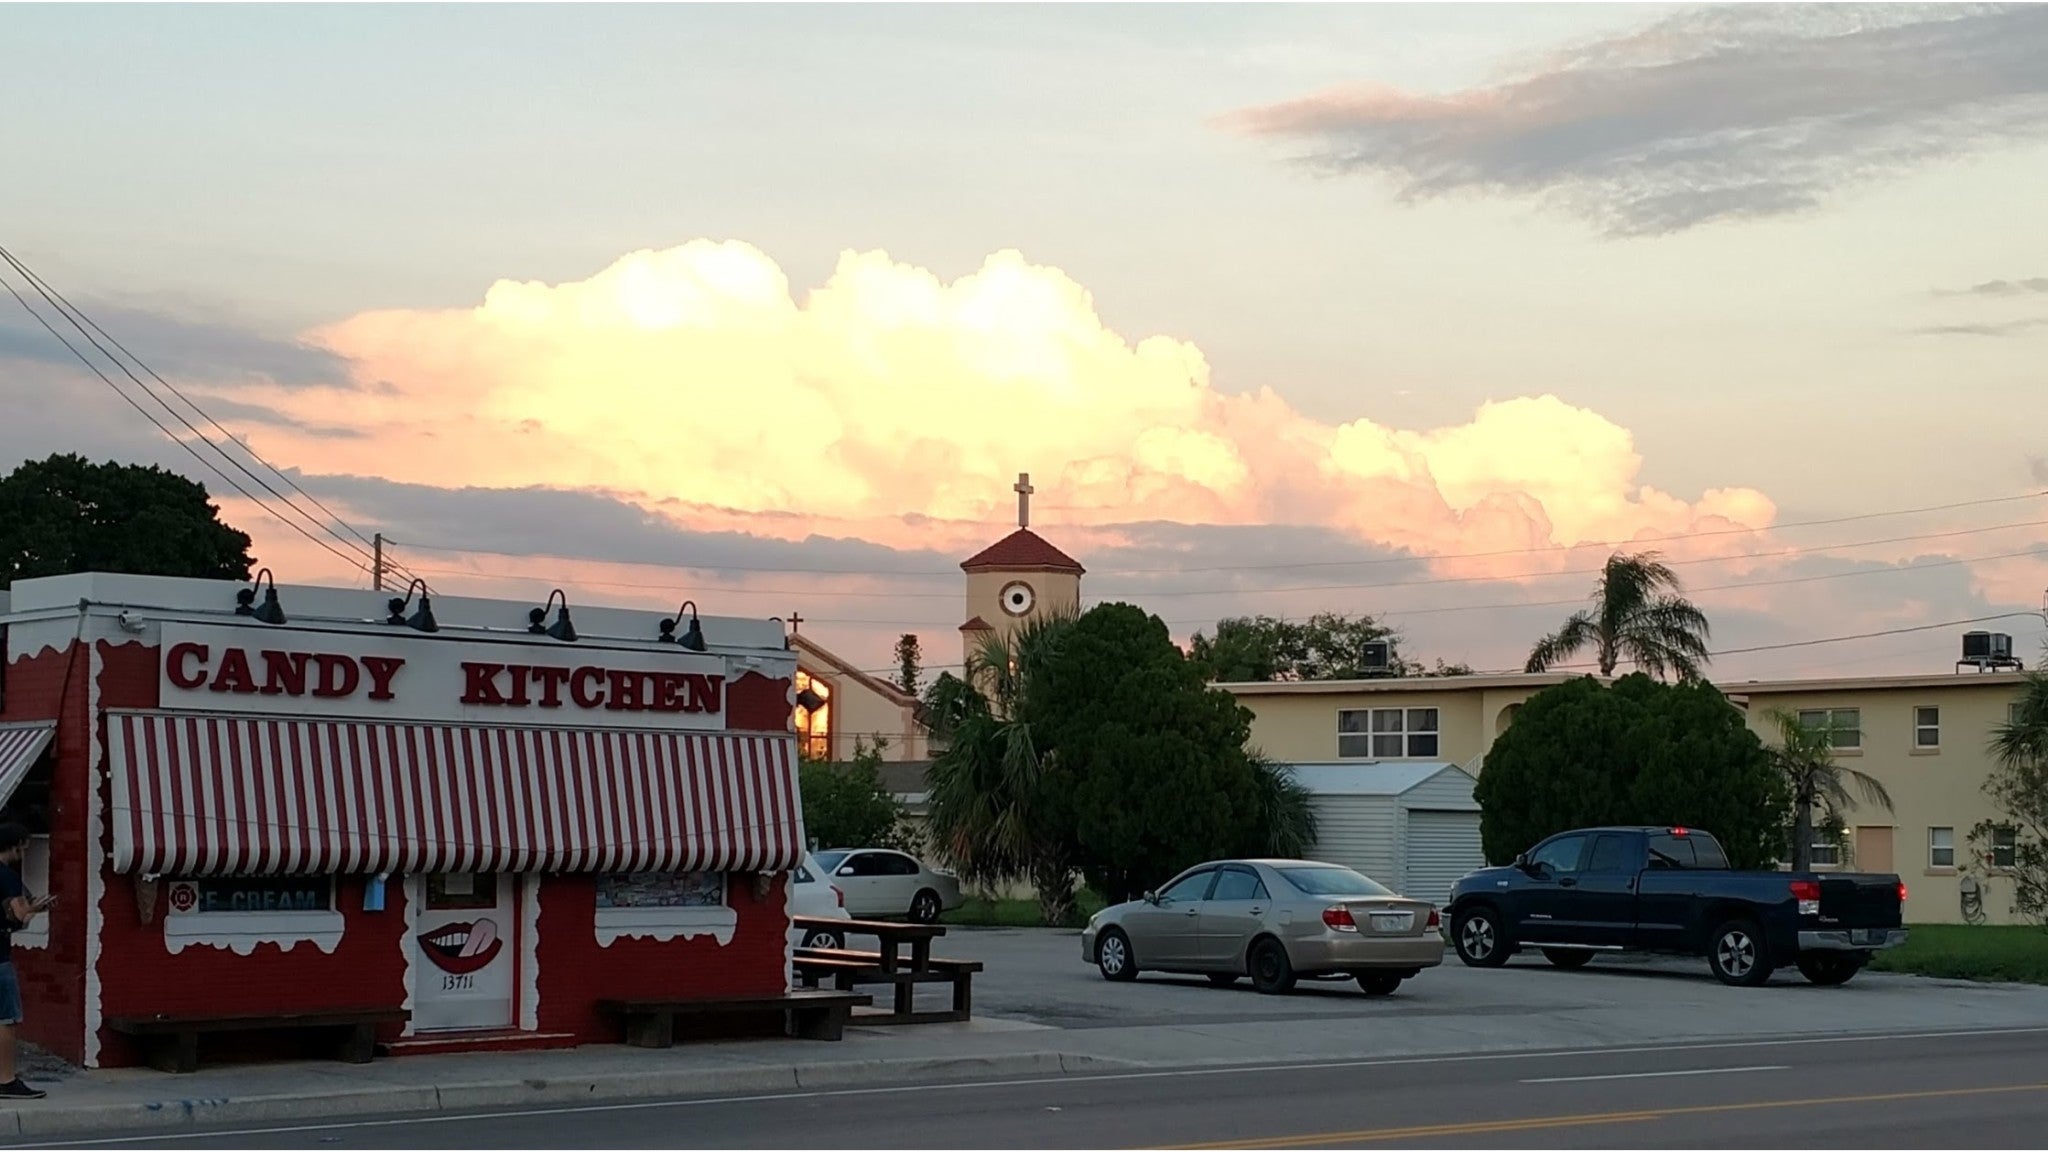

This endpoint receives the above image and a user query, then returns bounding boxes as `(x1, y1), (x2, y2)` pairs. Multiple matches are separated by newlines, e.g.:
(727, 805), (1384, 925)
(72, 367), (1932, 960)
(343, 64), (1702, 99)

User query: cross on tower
(787, 611), (804, 634)
(1014, 472), (1034, 529)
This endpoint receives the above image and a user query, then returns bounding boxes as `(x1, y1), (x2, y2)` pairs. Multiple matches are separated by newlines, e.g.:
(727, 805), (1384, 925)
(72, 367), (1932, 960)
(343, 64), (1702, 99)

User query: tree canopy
(924, 602), (1317, 921)
(1976, 668), (2048, 925)
(1524, 551), (1712, 680)
(1189, 612), (1473, 682)
(1474, 674), (1788, 869)
(797, 739), (917, 854)
(0, 454), (255, 589)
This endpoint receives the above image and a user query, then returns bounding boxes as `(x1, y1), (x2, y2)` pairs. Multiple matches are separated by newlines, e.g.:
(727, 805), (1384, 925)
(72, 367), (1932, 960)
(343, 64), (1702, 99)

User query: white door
(1403, 809), (1486, 907)
(413, 873), (517, 1032)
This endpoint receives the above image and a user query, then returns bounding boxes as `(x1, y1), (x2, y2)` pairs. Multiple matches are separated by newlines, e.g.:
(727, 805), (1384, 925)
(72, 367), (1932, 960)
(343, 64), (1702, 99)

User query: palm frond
(1526, 611), (1596, 673)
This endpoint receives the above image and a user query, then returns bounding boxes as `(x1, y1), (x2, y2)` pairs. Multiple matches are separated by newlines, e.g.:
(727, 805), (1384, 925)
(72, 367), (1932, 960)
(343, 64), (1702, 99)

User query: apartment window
(2014, 702), (2031, 728)
(1337, 707), (1440, 758)
(1809, 842), (1840, 867)
(1929, 827), (1955, 869)
(1798, 708), (1862, 750)
(1913, 707), (1940, 749)
(1992, 827), (2018, 870)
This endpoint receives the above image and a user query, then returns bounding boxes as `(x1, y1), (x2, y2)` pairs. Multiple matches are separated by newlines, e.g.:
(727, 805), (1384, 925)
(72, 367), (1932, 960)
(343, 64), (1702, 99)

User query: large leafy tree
(1763, 708), (1893, 871)
(1189, 612), (1472, 682)
(1974, 669), (2048, 925)
(891, 633), (923, 696)
(1524, 551), (1712, 680)
(1474, 674), (1789, 869)
(798, 739), (916, 853)
(0, 453), (255, 588)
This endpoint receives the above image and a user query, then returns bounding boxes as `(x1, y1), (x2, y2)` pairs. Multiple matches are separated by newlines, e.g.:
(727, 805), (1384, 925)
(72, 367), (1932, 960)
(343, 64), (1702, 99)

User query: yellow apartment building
(1220, 669), (2035, 925)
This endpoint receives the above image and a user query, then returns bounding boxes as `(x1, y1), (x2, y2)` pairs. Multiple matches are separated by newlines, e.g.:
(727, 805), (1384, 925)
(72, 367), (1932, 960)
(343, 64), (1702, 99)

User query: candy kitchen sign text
(155, 622), (727, 730)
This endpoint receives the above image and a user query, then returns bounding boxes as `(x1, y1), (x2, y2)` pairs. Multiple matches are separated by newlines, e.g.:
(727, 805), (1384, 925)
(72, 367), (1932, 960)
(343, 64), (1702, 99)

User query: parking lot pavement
(909, 927), (2048, 1063)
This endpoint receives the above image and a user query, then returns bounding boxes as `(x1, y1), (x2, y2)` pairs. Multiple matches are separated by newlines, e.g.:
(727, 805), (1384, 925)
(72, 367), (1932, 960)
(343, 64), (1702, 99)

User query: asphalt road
(29, 1027), (2048, 1149)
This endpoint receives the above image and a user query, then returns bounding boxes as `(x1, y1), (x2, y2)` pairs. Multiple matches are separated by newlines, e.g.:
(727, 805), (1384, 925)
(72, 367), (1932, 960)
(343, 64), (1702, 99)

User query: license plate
(1369, 912), (1413, 932)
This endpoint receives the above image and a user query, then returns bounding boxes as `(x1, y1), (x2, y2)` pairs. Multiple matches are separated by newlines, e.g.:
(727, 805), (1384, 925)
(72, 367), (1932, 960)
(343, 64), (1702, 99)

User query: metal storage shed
(1285, 762), (1486, 907)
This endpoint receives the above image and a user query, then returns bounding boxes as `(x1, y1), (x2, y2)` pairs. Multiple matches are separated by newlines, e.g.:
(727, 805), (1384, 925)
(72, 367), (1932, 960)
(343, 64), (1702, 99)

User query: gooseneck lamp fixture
(385, 578), (438, 633)
(795, 685), (826, 713)
(658, 601), (707, 652)
(234, 568), (287, 625)
(529, 589), (577, 642)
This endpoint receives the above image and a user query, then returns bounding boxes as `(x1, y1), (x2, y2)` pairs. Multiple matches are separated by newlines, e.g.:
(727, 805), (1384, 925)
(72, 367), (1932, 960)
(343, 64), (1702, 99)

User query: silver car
(1081, 858), (1443, 996)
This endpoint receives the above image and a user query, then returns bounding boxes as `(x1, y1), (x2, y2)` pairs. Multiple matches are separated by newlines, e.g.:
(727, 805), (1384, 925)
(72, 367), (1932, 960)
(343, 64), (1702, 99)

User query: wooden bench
(793, 946), (984, 1025)
(597, 989), (872, 1047)
(105, 1009), (409, 1074)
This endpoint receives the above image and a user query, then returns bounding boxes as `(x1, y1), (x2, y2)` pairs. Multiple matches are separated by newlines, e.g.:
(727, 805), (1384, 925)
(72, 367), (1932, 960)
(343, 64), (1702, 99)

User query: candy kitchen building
(0, 570), (807, 1068)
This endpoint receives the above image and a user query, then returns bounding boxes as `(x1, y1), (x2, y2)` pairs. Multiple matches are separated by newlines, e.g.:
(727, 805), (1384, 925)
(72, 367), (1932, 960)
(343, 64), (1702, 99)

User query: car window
(1646, 834), (1696, 869)
(1210, 868), (1268, 902)
(1586, 834), (1634, 874)
(814, 850), (848, 873)
(1690, 835), (1729, 870)
(1158, 870), (1215, 903)
(881, 853), (920, 876)
(840, 853), (881, 877)
(795, 862), (816, 884)
(1276, 867), (1393, 897)
(1529, 835), (1588, 875)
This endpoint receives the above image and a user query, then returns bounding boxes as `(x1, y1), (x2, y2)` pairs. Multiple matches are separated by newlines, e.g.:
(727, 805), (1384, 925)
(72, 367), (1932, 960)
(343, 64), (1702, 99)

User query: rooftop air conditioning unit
(1361, 639), (1391, 672)
(1963, 632), (2014, 661)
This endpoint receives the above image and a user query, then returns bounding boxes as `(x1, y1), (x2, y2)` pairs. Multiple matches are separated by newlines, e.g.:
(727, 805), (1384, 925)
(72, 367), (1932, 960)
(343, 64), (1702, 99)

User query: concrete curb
(4, 1051), (1137, 1139)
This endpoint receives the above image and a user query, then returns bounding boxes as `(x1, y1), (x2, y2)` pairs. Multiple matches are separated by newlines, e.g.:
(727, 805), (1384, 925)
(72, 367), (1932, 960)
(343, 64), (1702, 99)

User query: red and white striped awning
(106, 712), (804, 877)
(0, 721), (57, 809)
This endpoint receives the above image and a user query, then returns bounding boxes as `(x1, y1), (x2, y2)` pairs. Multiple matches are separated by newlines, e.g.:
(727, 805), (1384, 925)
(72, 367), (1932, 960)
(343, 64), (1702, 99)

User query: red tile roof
(959, 529), (1085, 575)
(959, 616), (994, 632)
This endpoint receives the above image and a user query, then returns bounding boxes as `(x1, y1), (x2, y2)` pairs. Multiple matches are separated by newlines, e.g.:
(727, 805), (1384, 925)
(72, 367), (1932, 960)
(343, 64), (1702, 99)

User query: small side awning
(107, 712), (804, 877)
(0, 721), (57, 809)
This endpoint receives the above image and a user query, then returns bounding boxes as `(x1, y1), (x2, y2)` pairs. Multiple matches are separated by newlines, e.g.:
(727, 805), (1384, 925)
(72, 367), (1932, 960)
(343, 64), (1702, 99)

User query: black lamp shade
(407, 595), (438, 633)
(546, 609), (577, 643)
(796, 687), (826, 713)
(679, 618), (706, 652)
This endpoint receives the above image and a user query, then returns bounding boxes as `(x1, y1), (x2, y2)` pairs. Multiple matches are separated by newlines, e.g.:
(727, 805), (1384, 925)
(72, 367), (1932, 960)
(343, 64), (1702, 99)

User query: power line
(388, 513), (2048, 602)
(0, 246), (428, 590)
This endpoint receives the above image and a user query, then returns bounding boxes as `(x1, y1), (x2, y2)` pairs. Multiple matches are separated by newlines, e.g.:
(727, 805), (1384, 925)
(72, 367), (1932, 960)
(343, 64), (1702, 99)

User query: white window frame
(1991, 827), (2019, 871)
(1928, 826), (1955, 870)
(1913, 706), (1940, 750)
(593, 871), (736, 947)
(1808, 841), (1840, 867)
(1337, 707), (1440, 759)
(162, 876), (344, 956)
(1798, 708), (1862, 750)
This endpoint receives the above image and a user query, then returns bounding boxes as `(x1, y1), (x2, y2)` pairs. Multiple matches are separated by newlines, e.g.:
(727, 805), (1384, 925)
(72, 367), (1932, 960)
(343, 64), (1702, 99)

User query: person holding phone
(0, 823), (51, 1100)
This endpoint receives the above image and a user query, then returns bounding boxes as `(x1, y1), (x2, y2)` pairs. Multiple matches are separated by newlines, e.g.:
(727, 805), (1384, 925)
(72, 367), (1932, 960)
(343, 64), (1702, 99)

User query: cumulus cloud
(202, 240), (1774, 582)
(1218, 4), (2048, 235)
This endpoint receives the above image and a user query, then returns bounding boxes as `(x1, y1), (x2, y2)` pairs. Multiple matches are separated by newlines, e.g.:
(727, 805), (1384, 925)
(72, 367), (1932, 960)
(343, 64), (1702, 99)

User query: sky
(3, 2), (2047, 685)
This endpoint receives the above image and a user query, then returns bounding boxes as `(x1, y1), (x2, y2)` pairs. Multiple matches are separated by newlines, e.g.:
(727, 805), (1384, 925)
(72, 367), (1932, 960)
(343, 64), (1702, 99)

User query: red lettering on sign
(461, 663), (508, 705)
(360, 655), (406, 701)
(570, 666), (606, 710)
(531, 666), (570, 708)
(167, 643), (209, 689)
(259, 650), (309, 696)
(310, 653), (360, 699)
(605, 669), (648, 712)
(209, 648), (259, 695)
(502, 664), (532, 706)
(651, 671), (685, 713)
(684, 673), (722, 714)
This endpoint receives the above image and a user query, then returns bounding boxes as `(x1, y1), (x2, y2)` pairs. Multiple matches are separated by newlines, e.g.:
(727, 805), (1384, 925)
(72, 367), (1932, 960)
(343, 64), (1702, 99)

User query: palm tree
(1765, 708), (1894, 870)
(1242, 752), (1318, 860)
(1525, 550), (1713, 679)
(922, 612), (1079, 925)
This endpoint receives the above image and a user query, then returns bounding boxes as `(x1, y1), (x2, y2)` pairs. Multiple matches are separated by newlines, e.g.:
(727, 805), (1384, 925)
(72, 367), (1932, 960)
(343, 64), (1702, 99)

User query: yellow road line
(1169, 1080), (2048, 1148)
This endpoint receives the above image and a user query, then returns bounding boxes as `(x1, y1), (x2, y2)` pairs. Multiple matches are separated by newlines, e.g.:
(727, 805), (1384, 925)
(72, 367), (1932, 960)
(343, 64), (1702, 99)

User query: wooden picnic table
(792, 915), (946, 973)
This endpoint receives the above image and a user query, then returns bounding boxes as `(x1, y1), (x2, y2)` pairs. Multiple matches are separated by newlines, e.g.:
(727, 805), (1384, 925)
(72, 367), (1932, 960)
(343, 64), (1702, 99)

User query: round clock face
(999, 581), (1036, 617)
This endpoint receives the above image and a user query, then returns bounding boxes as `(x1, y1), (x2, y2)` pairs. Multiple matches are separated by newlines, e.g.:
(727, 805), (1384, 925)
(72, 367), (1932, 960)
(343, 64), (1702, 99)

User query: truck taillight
(1790, 878), (1821, 917)
(1322, 905), (1358, 932)
(1426, 906), (1441, 929)
(1898, 881), (1908, 904)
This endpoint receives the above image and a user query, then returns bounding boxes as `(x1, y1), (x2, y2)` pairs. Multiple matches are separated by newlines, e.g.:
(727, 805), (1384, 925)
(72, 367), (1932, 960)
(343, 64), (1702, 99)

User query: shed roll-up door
(1403, 808), (1485, 907)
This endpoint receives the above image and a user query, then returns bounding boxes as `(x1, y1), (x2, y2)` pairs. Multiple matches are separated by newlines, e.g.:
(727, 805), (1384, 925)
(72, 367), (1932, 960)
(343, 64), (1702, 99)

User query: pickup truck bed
(1446, 825), (1907, 987)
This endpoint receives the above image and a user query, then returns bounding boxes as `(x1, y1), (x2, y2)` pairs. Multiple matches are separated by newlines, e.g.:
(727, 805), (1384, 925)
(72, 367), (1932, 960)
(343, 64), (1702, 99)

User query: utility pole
(372, 533), (385, 591)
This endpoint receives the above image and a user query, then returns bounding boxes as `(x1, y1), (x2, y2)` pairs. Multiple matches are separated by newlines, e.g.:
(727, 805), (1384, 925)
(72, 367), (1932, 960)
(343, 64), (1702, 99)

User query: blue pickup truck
(1446, 825), (1908, 987)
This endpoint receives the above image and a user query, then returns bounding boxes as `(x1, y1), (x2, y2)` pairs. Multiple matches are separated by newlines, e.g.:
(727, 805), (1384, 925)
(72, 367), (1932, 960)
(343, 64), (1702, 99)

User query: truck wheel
(1707, 919), (1775, 987)
(1797, 953), (1862, 987)
(1542, 948), (1595, 970)
(1453, 908), (1510, 968)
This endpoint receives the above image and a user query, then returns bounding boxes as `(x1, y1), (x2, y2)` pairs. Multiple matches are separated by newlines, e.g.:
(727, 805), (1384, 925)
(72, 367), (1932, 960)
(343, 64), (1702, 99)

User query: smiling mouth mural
(419, 918), (503, 975)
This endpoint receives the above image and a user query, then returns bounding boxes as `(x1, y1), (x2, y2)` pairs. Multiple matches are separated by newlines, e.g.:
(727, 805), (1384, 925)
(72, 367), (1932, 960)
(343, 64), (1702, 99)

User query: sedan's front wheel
(1096, 929), (1139, 982)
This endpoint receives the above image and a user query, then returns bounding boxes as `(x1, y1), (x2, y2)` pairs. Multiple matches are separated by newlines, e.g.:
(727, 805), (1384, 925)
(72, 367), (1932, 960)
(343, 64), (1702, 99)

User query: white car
(814, 848), (965, 923)
(788, 852), (852, 950)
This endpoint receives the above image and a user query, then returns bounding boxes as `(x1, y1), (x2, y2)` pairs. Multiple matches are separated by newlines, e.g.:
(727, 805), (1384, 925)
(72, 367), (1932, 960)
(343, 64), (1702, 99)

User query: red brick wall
(535, 872), (788, 1040)
(1, 639), (92, 1064)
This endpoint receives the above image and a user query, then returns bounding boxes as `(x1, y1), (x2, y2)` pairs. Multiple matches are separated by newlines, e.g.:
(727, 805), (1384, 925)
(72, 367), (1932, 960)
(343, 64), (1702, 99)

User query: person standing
(0, 824), (52, 1100)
